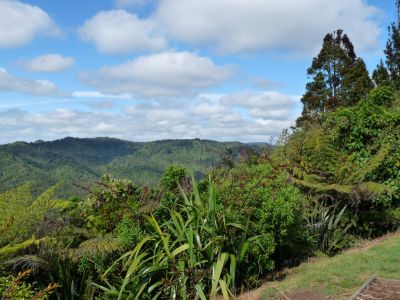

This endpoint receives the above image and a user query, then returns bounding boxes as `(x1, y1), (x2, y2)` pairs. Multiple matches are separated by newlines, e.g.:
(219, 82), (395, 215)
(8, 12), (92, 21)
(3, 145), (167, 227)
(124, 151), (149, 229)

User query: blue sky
(0, 0), (396, 143)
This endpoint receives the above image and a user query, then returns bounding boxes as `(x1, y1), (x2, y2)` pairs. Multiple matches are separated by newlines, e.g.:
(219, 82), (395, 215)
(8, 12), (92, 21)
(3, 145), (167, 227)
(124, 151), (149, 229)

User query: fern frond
(0, 236), (49, 258)
(347, 144), (391, 183)
(292, 178), (393, 198)
(70, 235), (121, 261)
(5, 255), (49, 273)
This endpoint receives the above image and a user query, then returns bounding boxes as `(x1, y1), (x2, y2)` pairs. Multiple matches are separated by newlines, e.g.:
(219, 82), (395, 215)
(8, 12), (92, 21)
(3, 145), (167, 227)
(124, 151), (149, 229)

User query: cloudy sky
(0, 0), (396, 144)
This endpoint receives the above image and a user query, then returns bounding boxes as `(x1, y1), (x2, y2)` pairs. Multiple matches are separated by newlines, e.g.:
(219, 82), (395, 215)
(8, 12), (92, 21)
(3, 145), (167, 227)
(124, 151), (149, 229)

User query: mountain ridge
(0, 137), (267, 197)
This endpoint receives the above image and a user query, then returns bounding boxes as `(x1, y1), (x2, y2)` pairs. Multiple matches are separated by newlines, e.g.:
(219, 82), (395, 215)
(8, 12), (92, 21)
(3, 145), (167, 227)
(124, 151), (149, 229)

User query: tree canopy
(297, 30), (373, 126)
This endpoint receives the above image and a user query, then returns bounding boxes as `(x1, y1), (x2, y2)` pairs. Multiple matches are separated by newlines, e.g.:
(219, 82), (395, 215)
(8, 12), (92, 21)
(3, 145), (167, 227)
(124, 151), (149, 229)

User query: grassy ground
(258, 231), (400, 299)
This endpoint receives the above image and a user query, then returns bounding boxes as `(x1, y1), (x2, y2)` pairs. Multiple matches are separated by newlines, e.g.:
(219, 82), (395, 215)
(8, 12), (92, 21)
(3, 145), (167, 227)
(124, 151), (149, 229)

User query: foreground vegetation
(1, 2), (400, 299)
(262, 231), (400, 299)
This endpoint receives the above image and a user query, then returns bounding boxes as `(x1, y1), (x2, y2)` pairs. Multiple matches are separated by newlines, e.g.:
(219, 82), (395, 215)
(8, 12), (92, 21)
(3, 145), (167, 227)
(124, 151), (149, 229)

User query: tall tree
(297, 30), (372, 126)
(342, 58), (373, 106)
(384, 0), (400, 89)
(372, 60), (391, 87)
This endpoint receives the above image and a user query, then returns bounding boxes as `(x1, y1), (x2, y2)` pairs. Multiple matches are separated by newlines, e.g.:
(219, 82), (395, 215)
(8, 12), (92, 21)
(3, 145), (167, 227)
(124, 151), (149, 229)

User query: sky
(0, 0), (396, 144)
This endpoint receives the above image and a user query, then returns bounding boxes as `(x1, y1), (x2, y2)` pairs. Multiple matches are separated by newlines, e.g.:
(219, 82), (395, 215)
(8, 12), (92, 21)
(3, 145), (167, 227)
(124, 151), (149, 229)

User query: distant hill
(0, 137), (267, 198)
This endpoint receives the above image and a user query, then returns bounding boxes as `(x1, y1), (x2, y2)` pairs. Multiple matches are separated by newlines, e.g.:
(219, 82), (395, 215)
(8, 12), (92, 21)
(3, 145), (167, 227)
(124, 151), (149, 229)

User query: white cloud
(0, 91), (302, 144)
(221, 91), (299, 109)
(79, 10), (166, 54)
(155, 0), (382, 54)
(0, 0), (58, 48)
(0, 109), (121, 142)
(72, 91), (131, 99)
(18, 54), (74, 72)
(221, 91), (300, 120)
(88, 100), (115, 110)
(0, 68), (60, 96)
(80, 51), (234, 98)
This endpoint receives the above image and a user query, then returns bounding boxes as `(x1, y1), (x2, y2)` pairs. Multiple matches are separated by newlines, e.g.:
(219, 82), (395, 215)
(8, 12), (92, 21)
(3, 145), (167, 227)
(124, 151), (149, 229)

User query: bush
(81, 175), (140, 233)
(94, 163), (311, 299)
(213, 162), (312, 275)
(96, 177), (257, 299)
(304, 200), (352, 255)
(368, 85), (395, 107)
(0, 269), (59, 299)
(160, 165), (187, 191)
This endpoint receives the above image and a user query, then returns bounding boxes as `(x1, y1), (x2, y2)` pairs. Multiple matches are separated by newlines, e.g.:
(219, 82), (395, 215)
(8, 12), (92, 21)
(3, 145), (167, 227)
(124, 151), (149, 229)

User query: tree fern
(347, 143), (391, 183)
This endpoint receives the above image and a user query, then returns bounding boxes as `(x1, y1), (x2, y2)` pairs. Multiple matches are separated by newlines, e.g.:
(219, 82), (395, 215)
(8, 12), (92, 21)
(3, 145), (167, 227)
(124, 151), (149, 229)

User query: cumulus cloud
(0, 91), (302, 144)
(222, 91), (298, 109)
(155, 0), (382, 54)
(18, 54), (74, 72)
(0, 0), (58, 48)
(0, 109), (121, 143)
(0, 68), (60, 96)
(79, 10), (166, 54)
(79, 51), (234, 98)
(221, 91), (300, 121)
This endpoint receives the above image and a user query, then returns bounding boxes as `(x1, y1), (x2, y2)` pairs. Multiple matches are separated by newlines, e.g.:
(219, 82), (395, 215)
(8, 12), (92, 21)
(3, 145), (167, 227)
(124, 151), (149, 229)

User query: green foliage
(0, 138), (262, 198)
(305, 201), (351, 255)
(372, 60), (391, 87)
(385, 17), (400, 89)
(213, 161), (311, 276)
(0, 184), (60, 248)
(0, 269), (59, 300)
(97, 177), (254, 299)
(368, 85), (396, 106)
(115, 217), (145, 247)
(2, 11), (400, 297)
(297, 29), (373, 126)
(160, 165), (187, 191)
(94, 168), (306, 298)
(81, 175), (140, 233)
(285, 84), (400, 238)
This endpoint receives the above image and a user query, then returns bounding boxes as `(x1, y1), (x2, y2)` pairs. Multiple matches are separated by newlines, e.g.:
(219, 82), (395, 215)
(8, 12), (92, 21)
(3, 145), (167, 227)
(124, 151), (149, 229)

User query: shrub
(81, 175), (140, 233)
(95, 177), (256, 299)
(213, 161), (311, 277)
(160, 165), (187, 191)
(304, 200), (352, 255)
(0, 269), (59, 300)
(368, 85), (395, 107)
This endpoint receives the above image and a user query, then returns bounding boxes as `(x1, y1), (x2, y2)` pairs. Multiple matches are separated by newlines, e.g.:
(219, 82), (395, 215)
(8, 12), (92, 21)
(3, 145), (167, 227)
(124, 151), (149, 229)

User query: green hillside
(0, 137), (264, 197)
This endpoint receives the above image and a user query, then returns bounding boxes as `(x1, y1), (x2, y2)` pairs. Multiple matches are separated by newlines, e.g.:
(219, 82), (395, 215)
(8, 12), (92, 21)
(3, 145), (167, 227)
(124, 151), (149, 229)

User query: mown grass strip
(262, 232), (400, 300)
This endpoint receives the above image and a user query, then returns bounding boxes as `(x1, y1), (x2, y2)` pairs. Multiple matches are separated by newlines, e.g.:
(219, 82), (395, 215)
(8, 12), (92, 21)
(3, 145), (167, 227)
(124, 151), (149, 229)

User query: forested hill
(0, 137), (265, 197)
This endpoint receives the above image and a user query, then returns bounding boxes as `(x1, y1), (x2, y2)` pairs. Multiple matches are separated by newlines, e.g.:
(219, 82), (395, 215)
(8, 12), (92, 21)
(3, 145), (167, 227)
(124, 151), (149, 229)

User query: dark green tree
(297, 30), (373, 126)
(342, 58), (374, 106)
(384, 0), (400, 89)
(372, 60), (391, 86)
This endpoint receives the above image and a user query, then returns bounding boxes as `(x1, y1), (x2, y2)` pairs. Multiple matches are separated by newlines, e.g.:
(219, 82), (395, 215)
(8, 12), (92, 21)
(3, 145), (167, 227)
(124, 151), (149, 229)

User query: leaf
(219, 279), (230, 300)
(211, 253), (228, 296)
(194, 284), (207, 300)
(148, 215), (171, 257)
(171, 244), (189, 257)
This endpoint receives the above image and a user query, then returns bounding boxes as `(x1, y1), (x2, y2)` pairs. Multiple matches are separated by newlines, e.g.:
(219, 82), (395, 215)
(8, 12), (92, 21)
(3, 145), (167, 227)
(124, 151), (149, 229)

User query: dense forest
(1, 2), (400, 300)
(0, 138), (263, 198)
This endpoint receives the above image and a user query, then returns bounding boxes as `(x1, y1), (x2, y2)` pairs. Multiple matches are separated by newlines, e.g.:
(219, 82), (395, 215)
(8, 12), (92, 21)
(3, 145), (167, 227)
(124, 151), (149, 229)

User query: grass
(261, 231), (400, 299)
